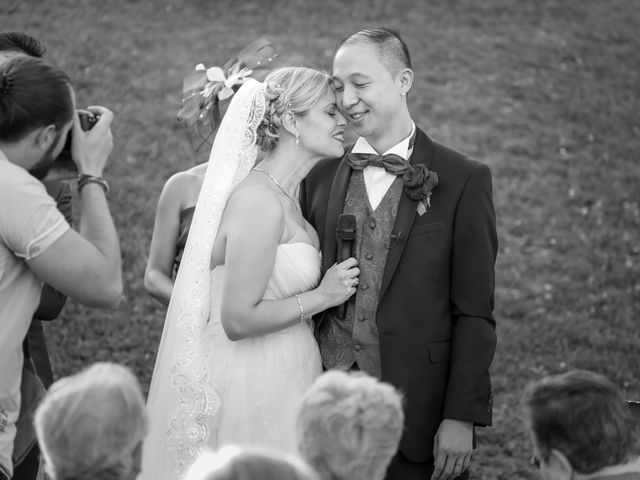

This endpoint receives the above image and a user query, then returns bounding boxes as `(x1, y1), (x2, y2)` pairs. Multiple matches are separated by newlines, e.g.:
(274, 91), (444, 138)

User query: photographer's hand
(71, 106), (114, 177)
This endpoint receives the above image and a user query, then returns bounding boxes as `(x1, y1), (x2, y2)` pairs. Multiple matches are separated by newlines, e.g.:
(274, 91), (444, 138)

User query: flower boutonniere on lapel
(403, 164), (439, 215)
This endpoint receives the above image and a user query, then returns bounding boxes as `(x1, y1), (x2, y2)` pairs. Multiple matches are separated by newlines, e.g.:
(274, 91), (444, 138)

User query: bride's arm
(220, 189), (355, 341)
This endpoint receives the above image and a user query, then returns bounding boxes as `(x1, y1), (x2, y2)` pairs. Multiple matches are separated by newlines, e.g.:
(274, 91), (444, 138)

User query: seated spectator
(34, 363), (147, 480)
(185, 446), (319, 480)
(522, 369), (640, 480)
(296, 370), (404, 480)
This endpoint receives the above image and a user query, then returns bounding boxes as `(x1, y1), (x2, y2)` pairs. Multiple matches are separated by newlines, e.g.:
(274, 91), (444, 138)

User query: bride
(141, 67), (359, 480)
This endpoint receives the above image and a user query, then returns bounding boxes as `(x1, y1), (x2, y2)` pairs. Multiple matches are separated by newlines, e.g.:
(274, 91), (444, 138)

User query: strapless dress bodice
(203, 241), (323, 453)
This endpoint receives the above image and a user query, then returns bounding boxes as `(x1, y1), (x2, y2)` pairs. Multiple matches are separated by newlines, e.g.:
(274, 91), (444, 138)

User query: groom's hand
(431, 419), (473, 480)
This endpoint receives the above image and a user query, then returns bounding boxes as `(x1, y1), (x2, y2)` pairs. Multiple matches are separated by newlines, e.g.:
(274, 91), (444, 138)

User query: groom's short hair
(337, 27), (411, 75)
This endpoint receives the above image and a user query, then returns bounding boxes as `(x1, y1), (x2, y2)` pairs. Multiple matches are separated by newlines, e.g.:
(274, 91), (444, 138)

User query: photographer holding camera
(0, 55), (123, 479)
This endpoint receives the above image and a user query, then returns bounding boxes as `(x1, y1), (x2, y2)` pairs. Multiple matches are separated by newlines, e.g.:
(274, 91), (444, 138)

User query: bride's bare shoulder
(225, 179), (284, 226)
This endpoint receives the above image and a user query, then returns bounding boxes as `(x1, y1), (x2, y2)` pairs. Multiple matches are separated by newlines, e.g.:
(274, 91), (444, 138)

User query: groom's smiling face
(332, 41), (406, 145)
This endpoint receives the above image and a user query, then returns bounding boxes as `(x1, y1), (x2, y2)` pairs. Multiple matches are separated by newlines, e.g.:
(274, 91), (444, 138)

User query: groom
(301, 27), (498, 480)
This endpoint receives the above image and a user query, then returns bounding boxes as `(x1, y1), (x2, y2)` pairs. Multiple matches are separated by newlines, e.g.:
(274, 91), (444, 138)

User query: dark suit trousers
(386, 451), (470, 480)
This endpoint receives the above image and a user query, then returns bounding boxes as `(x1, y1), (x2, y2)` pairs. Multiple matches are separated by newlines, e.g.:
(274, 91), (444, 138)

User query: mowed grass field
(3, 0), (639, 478)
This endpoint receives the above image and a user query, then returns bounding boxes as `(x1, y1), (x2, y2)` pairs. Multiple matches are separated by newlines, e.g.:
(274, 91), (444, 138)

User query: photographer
(0, 55), (122, 479)
(0, 31), (74, 480)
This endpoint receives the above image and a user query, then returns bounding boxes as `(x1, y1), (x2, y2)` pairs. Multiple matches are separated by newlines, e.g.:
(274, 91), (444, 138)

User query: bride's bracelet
(294, 294), (304, 322)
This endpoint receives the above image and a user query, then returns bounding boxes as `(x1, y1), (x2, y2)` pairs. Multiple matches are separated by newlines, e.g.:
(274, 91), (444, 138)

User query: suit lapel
(321, 157), (352, 275)
(379, 128), (435, 301)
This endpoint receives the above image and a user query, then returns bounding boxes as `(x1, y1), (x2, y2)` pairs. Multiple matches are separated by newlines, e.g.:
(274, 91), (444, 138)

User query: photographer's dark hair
(0, 55), (73, 143)
(337, 27), (411, 74)
(522, 369), (640, 474)
(0, 31), (46, 58)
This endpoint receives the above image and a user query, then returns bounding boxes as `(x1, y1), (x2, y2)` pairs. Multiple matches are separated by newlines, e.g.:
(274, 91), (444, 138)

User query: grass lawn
(3, 0), (639, 478)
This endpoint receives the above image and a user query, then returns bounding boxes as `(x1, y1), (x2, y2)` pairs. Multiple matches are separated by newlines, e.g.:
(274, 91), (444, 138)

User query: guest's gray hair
(34, 362), (147, 480)
(296, 371), (404, 480)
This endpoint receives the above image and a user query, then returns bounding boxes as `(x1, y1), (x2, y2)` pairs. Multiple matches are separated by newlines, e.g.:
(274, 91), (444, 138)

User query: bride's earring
(295, 131), (300, 149)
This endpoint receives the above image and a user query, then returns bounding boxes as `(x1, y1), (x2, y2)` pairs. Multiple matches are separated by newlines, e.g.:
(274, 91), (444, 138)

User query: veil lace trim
(144, 79), (265, 480)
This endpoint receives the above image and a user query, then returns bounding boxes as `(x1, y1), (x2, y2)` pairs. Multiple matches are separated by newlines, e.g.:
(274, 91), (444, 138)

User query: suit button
(360, 283), (368, 290)
(354, 344), (362, 352)
(365, 252), (373, 260)
(357, 315), (366, 322)
(369, 220), (376, 229)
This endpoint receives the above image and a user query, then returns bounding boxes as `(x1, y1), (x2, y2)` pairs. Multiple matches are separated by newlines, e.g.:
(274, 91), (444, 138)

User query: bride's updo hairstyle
(256, 66), (331, 153)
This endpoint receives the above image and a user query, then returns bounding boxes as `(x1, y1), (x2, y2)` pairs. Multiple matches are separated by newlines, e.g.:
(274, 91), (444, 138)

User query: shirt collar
(351, 122), (416, 160)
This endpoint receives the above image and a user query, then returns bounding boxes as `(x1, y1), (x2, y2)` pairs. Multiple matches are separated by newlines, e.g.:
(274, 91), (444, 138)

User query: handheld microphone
(336, 214), (357, 319)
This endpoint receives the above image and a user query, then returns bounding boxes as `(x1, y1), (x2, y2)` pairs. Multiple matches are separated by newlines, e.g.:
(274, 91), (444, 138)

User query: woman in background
(145, 39), (277, 305)
(144, 162), (206, 305)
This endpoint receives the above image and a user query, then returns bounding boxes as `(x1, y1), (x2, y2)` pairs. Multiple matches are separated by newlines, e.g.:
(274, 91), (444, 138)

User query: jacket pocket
(428, 340), (451, 363)
(410, 221), (446, 236)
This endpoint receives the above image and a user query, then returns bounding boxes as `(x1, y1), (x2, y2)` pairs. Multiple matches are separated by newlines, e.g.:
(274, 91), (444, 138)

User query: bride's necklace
(252, 167), (300, 210)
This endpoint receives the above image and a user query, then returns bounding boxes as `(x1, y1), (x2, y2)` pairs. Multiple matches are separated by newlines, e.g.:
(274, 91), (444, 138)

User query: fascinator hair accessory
(177, 38), (278, 152)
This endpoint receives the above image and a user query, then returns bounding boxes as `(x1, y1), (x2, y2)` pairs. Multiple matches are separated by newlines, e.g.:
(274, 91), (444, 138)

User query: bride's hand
(317, 258), (360, 308)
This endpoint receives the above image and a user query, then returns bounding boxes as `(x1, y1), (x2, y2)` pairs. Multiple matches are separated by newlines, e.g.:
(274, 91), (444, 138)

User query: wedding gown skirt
(142, 242), (322, 479)
(203, 242), (323, 451)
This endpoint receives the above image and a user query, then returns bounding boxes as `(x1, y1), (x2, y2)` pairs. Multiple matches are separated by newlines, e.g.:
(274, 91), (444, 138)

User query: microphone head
(336, 214), (357, 240)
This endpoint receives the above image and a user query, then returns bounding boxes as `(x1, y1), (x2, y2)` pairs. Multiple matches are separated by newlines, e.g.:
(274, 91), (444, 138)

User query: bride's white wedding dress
(142, 79), (322, 480)
(200, 242), (322, 452)
(143, 242), (323, 480)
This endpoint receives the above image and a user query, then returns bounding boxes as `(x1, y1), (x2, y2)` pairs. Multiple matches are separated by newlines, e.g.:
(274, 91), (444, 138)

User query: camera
(45, 110), (99, 181)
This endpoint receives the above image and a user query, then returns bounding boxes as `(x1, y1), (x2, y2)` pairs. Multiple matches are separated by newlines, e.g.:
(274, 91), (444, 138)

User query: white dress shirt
(350, 123), (416, 210)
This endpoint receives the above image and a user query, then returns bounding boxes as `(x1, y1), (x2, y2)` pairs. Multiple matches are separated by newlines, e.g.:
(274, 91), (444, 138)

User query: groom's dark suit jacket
(301, 127), (498, 463)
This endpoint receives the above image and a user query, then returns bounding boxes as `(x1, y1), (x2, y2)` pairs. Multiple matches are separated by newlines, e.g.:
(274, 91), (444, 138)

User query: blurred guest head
(296, 370), (404, 480)
(0, 55), (74, 178)
(34, 362), (147, 480)
(0, 31), (46, 62)
(523, 369), (640, 480)
(185, 446), (319, 480)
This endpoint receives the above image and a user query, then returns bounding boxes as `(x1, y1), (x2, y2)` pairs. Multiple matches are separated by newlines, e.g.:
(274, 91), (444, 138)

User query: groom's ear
(398, 68), (414, 97)
(281, 110), (298, 137)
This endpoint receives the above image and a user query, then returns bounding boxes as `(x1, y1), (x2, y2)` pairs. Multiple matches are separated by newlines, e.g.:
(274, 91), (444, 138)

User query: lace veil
(142, 79), (266, 480)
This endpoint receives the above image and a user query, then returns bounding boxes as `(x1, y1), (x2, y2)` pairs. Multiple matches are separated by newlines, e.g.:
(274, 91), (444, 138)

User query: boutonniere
(402, 164), (439, 215)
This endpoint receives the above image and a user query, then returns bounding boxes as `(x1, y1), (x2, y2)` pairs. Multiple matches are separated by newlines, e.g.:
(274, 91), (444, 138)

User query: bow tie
(346, 152), (410, 176)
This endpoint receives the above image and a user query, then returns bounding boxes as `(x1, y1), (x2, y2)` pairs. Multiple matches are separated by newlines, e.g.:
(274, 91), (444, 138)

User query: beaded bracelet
(77, 174), (109, 194)
(294, 294), (304, 322)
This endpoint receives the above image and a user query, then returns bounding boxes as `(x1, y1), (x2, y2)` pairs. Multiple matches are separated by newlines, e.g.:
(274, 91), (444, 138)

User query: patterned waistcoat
(318, 171), (404, 378)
